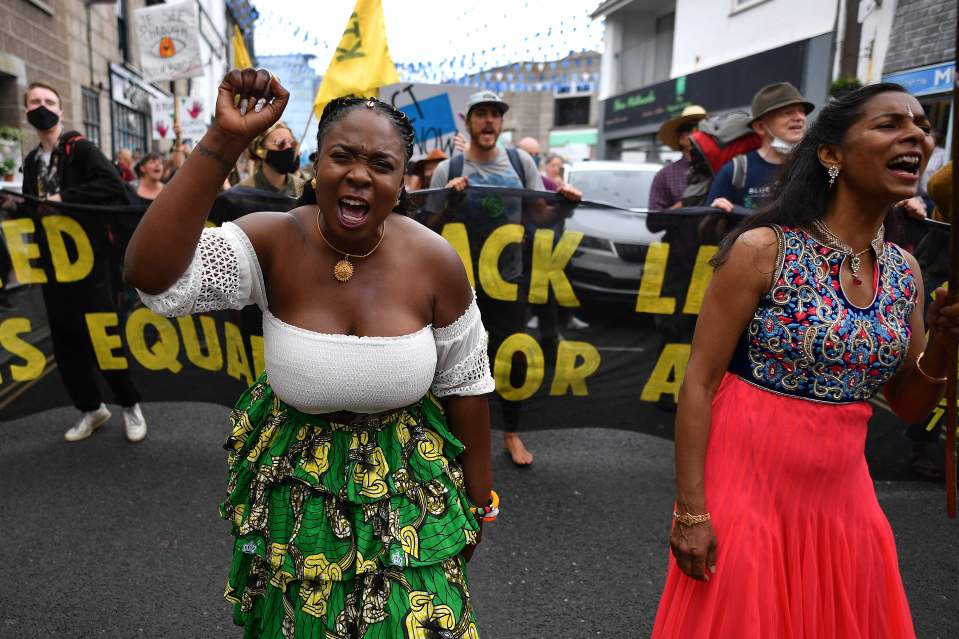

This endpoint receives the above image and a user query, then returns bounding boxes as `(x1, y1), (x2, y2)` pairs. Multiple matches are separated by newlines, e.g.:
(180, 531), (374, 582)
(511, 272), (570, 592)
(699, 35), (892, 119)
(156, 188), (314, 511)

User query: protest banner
(379, 83), (473, 160)
(0, 186), (950, 483)
(133, 0), (205, 82)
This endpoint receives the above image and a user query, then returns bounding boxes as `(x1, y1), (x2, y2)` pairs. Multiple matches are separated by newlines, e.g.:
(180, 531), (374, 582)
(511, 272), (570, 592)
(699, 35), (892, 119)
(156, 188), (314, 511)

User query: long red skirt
(651, 373), (916, 639)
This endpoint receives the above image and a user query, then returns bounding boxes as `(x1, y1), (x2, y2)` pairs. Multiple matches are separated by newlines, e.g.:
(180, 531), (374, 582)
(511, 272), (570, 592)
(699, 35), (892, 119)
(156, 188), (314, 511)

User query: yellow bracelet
(916, 351), (947, 384)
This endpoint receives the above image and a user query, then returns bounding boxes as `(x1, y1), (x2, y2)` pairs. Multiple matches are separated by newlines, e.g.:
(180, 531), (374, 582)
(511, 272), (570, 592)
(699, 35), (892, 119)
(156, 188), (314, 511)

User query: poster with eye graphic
(134, 0), (204, 82)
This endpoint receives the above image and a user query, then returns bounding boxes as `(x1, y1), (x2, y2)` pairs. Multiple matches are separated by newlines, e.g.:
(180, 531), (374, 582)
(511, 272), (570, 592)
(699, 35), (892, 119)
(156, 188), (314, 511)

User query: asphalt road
(1, 402), (957, 638)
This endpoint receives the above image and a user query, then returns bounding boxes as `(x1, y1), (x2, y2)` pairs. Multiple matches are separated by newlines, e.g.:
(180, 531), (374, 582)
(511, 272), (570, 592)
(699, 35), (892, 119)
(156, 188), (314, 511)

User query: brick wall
(0, 0), (71, 133)
(883, 0), (957, 74)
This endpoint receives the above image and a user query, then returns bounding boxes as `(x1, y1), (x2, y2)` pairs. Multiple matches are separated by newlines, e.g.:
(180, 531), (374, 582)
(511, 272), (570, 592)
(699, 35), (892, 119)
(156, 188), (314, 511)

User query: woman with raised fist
(125, 68), (494, 638)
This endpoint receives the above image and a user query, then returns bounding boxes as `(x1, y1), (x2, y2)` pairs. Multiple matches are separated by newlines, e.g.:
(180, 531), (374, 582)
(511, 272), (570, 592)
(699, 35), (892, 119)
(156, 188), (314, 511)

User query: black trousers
(42, 274), (141, 412)
(477, 291), (528, 434)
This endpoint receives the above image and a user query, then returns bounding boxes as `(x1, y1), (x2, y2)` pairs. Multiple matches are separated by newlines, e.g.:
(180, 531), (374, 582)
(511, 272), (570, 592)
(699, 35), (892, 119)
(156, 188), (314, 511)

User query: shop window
(112, 102), (147, 156)
(116, 0), (129, 61)
(81, 88), (101, 149)
(555, 97), (590, 128)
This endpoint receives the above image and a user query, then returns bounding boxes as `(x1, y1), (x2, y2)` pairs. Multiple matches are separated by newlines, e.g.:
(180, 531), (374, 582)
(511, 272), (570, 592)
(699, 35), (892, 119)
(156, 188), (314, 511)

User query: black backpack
(447, 147), (527, 185)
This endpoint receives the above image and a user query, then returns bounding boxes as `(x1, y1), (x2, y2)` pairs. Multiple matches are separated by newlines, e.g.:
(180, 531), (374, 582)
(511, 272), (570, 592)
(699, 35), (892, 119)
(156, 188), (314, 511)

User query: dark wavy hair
(296, 97), (416, 215)
(712, 82), (909, 266)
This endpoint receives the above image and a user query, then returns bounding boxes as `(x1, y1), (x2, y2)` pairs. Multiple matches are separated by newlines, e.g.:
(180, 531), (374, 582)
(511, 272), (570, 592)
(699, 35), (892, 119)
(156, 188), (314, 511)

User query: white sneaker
(64, 404), (111, 442)
(123, 403), (148, 443)
(567, 316), (590, 330)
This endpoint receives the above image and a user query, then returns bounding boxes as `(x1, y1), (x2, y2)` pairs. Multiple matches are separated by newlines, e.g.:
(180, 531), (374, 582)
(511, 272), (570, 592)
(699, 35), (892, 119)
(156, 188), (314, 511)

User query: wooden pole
(946, 25), (958, 520)
(173, 81), (182, 151)
(297, 110), (315, 150)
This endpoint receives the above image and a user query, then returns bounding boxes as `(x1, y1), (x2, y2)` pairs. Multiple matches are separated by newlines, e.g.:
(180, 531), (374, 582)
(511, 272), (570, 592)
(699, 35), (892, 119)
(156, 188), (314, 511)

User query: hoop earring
(311, 177), (316, 189)
(827, 165), (840, 190)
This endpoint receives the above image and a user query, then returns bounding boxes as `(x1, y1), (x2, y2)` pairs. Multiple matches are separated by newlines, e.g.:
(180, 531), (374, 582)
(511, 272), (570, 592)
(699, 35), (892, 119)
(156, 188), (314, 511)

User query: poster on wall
(379, 83), (473, 161)
(134, 0), (204, 82)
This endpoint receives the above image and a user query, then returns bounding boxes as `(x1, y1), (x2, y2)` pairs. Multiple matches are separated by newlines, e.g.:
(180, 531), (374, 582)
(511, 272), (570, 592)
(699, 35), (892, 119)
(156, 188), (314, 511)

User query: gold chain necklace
(314, 208), (386, 282)
(811, 219), (884, 285)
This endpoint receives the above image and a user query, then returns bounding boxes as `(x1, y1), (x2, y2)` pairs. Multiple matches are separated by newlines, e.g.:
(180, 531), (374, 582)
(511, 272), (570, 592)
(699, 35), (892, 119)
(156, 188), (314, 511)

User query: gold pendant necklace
(314, 208), (386, 282)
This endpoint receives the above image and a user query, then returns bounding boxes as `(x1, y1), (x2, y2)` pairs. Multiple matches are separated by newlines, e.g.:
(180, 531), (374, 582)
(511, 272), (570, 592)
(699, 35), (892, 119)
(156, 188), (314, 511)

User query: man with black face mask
(13, 81), (148, 443)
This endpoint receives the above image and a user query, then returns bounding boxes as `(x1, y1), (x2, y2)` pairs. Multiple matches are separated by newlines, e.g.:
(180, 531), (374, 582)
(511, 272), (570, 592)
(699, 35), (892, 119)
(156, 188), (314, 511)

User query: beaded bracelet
(471, 490), (500, 523)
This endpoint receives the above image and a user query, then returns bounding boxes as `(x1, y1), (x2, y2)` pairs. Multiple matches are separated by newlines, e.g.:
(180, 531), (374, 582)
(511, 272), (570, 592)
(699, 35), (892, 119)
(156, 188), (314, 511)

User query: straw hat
(413, 148), (449, 175)
(658, 105), (707, 151)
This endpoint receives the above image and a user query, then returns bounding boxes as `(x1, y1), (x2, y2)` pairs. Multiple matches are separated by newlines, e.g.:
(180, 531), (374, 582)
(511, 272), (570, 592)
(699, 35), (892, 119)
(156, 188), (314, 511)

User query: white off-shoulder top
(138, 222), (495, 414)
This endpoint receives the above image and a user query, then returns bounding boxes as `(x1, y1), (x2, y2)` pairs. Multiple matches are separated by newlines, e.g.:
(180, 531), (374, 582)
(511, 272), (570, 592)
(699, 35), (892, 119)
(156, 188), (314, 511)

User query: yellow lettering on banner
(224, 321), (254, 386)
(494, 333), (544, 401)
(0, 317), (46, 382)
(41, 215), (94, 283)
(682, 245), (718, 315)
(640, 344), (691, 403)
(250, 335), (265, 377)
(440, 223), (475, 289)
(529, 229), (582, 307)
(85, 313), (128, 370)
(2, 218), (47, 284)
(550, 340), (601, 396)
(177, 315), (223, 371)
(635, 242), (674, 314)
(478, 224), (523, 301)
(125, 308), (183, 373)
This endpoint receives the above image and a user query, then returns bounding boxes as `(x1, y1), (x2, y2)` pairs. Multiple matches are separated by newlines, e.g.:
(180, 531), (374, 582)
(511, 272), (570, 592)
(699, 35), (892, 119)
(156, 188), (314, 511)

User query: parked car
(563, 161), (664, 298)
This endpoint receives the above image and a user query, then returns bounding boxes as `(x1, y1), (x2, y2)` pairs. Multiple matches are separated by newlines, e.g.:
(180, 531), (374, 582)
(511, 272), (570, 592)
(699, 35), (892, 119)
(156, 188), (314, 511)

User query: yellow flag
(312, 0), (399, 119)
(231, 25), (253, 70)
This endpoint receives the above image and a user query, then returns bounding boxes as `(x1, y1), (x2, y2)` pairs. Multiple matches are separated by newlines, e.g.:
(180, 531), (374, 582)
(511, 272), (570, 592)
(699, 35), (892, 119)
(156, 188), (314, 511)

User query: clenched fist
(213, 68), (289, 144)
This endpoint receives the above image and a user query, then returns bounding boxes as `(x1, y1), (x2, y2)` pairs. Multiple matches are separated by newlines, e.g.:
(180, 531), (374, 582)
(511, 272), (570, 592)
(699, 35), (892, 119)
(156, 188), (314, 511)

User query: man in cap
(708, 82), (814, 212)
(648, 105), (707, 210)
(427, 91), (581, 466)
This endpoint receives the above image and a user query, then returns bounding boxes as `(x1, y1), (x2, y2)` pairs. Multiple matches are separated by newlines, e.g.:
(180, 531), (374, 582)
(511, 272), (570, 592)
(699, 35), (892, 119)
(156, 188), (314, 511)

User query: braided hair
(298, 97), (416, 215)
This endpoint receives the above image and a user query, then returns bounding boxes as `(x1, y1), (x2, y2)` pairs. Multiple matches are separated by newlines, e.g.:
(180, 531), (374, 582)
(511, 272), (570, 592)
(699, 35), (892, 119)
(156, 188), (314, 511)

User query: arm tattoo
(195, 142), (234, 172)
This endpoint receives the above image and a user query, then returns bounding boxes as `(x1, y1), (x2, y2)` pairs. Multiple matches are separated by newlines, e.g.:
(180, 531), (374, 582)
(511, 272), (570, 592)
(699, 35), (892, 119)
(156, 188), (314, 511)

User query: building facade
(258, 53), (320, 164)
(0, 0), (255, 187)
(594, 0), (836, 161)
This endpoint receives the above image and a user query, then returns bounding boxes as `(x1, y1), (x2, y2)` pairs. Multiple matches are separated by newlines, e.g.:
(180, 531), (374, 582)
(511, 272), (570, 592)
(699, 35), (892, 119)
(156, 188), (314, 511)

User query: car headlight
(578, 236), (613, 252)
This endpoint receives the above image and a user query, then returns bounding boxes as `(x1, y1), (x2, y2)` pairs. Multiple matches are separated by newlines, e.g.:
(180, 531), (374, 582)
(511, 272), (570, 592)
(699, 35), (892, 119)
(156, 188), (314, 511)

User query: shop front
(599, 33), (832, 161)
(109, 63), (169, 157)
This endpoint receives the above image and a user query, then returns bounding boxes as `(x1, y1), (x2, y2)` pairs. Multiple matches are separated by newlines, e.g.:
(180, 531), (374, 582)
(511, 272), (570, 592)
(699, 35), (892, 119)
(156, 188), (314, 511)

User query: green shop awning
(549, 129), (598, 146)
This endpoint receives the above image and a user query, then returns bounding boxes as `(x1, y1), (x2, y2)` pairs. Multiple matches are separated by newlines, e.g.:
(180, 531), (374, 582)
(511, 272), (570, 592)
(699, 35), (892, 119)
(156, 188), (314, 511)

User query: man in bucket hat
(649, 105), (708, 210)
(708, 82), (814, 212)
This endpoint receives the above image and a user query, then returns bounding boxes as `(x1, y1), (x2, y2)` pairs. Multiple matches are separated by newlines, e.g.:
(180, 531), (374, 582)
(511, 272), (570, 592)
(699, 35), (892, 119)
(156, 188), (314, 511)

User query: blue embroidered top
(728, 225), (918, 403)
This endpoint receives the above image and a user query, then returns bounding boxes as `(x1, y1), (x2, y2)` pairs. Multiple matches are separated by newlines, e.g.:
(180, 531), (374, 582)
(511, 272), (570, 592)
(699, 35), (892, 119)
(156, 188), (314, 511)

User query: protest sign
(134, 0), (204, 82)
(150, 97), (175, 141)
(177, 95), (209, 140)
(379, 83), (472, 160)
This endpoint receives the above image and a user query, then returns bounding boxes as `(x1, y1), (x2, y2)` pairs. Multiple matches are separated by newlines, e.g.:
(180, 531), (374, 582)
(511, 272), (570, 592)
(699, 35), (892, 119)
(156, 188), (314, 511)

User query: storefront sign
(109, 63), (168, 111)
(883, 62), (955, 97)
(603, 40), (808, 132)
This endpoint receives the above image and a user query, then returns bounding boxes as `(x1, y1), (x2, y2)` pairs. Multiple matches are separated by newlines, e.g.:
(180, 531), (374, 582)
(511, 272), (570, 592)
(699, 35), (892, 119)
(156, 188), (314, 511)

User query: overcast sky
(254, 0), (605, 79)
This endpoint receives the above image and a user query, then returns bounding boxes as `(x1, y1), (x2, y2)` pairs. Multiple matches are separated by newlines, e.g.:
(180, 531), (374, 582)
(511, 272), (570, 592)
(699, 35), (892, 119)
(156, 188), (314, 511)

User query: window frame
(81, 87), (102, 149)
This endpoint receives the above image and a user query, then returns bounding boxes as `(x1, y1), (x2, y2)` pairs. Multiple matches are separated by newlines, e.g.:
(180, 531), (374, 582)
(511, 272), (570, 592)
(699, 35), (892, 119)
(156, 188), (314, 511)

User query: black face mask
(264, 147), (298, 174)
(27, 105), (60, 131)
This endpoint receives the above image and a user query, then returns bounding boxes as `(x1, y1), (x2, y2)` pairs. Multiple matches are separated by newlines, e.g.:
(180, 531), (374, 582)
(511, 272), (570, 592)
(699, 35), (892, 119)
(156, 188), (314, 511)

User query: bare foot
(504, 432), (533, 466)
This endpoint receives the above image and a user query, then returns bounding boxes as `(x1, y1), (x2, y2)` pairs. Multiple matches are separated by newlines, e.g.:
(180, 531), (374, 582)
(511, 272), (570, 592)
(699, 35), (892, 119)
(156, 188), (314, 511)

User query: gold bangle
(915, 351), (947, 385)
(673, 511), (711, 526)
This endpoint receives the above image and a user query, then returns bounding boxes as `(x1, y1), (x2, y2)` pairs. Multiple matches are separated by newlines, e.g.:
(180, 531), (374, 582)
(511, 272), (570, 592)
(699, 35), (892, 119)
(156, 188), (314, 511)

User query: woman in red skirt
(652, 83), (958, 639)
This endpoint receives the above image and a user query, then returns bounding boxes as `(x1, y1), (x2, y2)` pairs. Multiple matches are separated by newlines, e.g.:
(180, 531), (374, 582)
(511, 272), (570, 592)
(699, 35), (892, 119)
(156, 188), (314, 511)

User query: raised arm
(670, 227), (777, 582)
(124, 69), (288, 294)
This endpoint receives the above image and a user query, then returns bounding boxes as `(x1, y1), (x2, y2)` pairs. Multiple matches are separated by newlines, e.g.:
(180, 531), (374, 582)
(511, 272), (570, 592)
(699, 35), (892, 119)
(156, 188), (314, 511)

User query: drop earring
(827, 165), (840, 189)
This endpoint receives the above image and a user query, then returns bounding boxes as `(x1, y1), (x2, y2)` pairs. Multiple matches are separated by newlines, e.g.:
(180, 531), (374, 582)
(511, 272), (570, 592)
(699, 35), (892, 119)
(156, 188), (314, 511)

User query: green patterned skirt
(220, 374), (481, 638)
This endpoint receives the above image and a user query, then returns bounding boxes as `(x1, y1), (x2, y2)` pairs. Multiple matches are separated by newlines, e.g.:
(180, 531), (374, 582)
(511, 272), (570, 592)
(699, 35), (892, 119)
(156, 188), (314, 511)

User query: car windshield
(568, 170), (658, 210)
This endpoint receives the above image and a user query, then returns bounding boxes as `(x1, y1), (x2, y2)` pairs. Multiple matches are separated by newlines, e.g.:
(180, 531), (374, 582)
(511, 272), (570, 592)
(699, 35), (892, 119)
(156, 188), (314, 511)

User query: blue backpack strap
(505, 147), (526, 186)
(448, 153), (465, 180)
